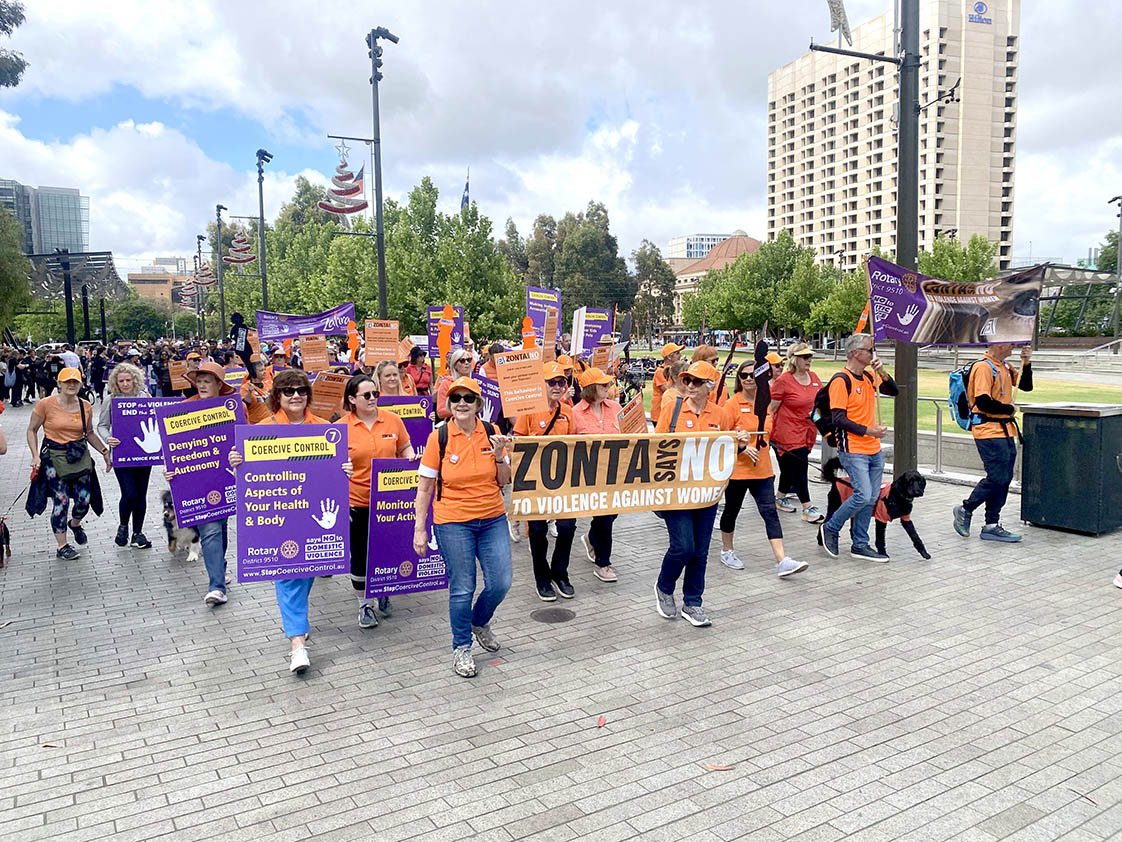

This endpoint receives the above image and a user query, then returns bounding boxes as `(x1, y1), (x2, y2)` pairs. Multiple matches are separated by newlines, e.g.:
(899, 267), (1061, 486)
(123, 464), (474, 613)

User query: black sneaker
(57, 544), (80, 560)
(114, 524), (129, 547)
(536, 583), (557, 602)
(130, 532), (152, 549)
(553, 579), (575, 599)
(819, 524), (839, 557)
(70, 523), (88, 546)
(850, 545), (889, 562)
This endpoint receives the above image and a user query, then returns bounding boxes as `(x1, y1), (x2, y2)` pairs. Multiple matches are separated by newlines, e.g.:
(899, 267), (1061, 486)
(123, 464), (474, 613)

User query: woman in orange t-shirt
(229, 368), (353, 675)
(414, 376), (512, 679)
(718, 361), (807, 579)
(339, 373), (413, 630)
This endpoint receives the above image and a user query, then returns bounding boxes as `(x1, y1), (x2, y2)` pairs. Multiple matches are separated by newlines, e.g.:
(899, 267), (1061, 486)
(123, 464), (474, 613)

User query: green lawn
(639, 352), (1122, 432)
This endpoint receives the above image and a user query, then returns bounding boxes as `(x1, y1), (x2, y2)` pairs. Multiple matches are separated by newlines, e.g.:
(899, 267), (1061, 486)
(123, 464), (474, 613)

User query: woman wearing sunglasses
(434, 349), (476, 420)
(339, 373), (414, 630)
(719, 361), (808, 578)
(653, 361), (749, 627)
(414, 376), (513, 678)
(571, 367), (623, 583)
(229, 368), (354, 674)
(513, 361), (576, 602)
(769, 342), (825, 523)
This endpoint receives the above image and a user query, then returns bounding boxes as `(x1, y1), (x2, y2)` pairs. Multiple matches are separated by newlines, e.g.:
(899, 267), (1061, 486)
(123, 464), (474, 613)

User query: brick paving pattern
(1, 401), (1120, 841)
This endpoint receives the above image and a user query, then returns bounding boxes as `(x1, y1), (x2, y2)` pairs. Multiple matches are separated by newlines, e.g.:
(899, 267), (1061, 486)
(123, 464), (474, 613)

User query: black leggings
(350, 506), (369, 591)
(720, 477), (783, 540)
(776, 447), (811, 504)
(115, 466), (151, 533)
(528, 518), (575, 585)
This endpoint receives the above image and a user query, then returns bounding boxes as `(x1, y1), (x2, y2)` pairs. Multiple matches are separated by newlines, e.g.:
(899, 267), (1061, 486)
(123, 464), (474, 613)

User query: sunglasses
(738, 372), (754, 380)
(680, 376), (707, 387)
(355, 390), (378, 400)
(448, 392), (478, 405)
(279, 386), (310, 397)
(546, 378), (568, 388)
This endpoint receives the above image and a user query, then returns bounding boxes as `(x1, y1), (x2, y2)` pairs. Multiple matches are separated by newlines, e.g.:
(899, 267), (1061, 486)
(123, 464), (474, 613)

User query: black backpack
(435, 418), (497, 500)
(810, 372), (853, 448)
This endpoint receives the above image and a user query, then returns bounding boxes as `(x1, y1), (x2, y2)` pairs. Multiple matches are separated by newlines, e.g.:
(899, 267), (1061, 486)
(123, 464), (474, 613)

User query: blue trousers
(275, 578), (315, 638)
(657, 504), (718, 607)
(433, 515), (513, 649)
(197, 518), (228, 594)
(824, 450), (885, 550)
(964, 436), (1017, 525)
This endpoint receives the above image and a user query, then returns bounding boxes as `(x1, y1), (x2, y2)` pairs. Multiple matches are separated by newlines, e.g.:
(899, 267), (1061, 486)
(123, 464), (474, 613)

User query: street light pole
(56, 248), (76, 346)
(80, 282), (91, 340)
(216, 204), (228, 331)
(367, 27), (398, 320)
(256, 149), (273, 310)
(1110, 195), (1121, 345)
(196, 234), (207, 338)
(892, 0), (920, 473)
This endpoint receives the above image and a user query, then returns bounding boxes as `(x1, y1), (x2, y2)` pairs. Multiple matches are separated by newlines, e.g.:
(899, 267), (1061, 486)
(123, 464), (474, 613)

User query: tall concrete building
(0, 179), (90, 255)
(766, 0), (1019, 271)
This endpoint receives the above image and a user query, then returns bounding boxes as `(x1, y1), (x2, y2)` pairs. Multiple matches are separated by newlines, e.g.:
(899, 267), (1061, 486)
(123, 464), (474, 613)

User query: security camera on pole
(366, 26), (398, 320)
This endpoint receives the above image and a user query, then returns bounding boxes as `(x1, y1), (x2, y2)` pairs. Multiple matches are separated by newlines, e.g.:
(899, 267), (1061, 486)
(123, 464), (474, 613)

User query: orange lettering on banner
(364, 319), (400, 365)
(508, 431), (736, 520)
(300, 335), (330, 372)
(521, 316), (536, 350)
(618, 391), (646, 434)
(494, 347), (549, 416)
(170, 359), (189, 390)
(542, 307), (559, 362)
(436, 304), (455, 376)
(309, 372), (349, 418)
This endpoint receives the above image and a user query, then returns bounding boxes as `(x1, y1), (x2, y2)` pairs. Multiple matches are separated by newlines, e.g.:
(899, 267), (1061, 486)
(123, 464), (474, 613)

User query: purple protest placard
(867, 256), (1043, 346)
(526, 286), (562, 345)
(155, 396), (245, 528)
(256, 302), (356, 341)
(378, 396), (434, 459)
(235, 424), (350, 582)
(365, 458), (447, 598)
(427, 306), (464, 356)
(475, 374), (502, 423)
(110, 396), (183, 467)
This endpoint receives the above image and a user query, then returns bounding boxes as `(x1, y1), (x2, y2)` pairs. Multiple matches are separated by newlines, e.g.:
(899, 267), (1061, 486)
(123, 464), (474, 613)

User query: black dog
(818, 457), (931, 559)
(0, 517), (10, 568)
(161, 491), (200, 561)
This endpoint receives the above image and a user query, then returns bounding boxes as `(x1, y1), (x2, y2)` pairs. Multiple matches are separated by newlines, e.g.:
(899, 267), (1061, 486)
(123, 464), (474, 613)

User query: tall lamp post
(216, 204), (228, 331)
(366, 26), (398, 319)
(256, 149), (272, 309)
(196, 234), (208, 337)
(1110, 194), (1121, 345)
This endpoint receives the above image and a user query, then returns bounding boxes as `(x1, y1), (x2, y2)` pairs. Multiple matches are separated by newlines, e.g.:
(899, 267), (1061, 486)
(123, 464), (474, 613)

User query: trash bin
(1020, 402), (1122, 535)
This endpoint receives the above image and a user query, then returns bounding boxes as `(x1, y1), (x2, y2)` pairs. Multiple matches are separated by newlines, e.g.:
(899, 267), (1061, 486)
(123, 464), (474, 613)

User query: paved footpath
(1, 401), (1121, 842)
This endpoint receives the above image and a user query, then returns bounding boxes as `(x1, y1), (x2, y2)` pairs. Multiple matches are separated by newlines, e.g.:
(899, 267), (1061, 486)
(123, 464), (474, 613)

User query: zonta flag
(509, 432), (737, 520)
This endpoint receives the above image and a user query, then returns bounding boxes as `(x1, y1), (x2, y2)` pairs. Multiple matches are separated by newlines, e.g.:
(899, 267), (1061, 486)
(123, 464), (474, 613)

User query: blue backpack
(948, 358), (998, 431)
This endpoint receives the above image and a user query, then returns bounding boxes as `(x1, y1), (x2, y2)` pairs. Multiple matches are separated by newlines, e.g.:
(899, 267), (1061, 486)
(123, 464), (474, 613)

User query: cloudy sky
(1, 0), (1118, 274)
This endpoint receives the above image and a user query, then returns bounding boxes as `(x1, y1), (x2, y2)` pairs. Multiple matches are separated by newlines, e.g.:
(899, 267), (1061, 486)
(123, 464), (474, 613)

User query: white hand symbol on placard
(312, 498), (339, 529)
(480, 397), (494, 421)
(897, 304), (919, 326)
(133, 417), (163, 453)
(428, 528), (438, 551)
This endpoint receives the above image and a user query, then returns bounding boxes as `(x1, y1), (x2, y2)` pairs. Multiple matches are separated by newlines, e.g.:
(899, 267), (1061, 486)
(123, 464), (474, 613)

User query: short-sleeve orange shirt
(655, 396), (728, 434)
(722, 392), (774, 480)
(513, 403), (574, 437)
(968, 354), (1019, 440)
(342, 410), (412, 508)
(33, 395), (91, 443)
(829, 370), (879, 455)
(419, 420), (506, 524)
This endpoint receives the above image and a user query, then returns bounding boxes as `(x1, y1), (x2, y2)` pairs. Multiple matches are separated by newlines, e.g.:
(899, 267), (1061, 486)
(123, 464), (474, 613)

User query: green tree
(0, 0), (28, 88)
(631, 240), (677, 341)
(496, 218), (528, 280)
(1097, 230), (1118, 275)
(554, 201), (635, 312)
(917, 233), (998, 284)
(0, 206), (30, 333)
(274, 176), (339, 231)
(109, 296), (177, 341)
(525, 214), (560, 289)
(807, 268), (870, 336)
(774, 252), (834, 336)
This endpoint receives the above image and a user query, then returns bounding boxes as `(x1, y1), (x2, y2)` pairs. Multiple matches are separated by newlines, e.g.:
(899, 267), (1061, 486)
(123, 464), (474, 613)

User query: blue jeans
(825, 450), (885, 550)
(964, 437), (1017, 525)
(433, 515), (513, 649)
(197, 518), (228, 594)
(275, 578), (314, 637)
(657, 504), (718, 607)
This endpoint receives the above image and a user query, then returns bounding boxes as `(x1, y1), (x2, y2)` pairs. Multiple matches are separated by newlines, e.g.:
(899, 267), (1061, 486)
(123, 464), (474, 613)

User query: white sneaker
(720, 549), (744, 570)
(581, 532), (596, 563)
(776, 557), (808, 578)
(548, 520), (558, 538)
(204, 590), (227, 606)
(508, 520), (521, 543)
(289, 646), (310, 675)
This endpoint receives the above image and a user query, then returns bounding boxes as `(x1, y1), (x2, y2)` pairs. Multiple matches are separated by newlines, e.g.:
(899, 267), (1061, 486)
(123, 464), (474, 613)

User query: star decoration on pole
(334, 139), (351, 161)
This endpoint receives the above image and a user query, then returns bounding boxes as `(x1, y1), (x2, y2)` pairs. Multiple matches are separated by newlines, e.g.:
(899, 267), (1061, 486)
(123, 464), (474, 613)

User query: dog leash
(1, 483), (30, 520)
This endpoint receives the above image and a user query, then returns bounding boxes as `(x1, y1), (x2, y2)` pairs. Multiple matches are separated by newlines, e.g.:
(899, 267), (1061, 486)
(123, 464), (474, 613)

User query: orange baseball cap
(58, 367), (83, 383)
(185, 361), (237, 395)
(577, 367), (613, 387)
(542, 361), (567, 380)
(445, 376), (481, 397)
(660, 342), (684, 358)
(556, 354), (574, 370)
(765, 351), (783, 364)
(684, 360), (719, 382)
(186, 352), (201, 361)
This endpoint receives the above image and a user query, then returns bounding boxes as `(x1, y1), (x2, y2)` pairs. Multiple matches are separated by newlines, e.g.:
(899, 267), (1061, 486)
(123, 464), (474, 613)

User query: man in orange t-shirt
(819, 334), (898, 561)
(953, 343), (1033, 542)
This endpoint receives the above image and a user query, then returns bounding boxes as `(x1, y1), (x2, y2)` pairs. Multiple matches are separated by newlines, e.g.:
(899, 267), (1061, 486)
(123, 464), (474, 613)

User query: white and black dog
(161, 490), (201, 562)
(818, 457), (931, 559)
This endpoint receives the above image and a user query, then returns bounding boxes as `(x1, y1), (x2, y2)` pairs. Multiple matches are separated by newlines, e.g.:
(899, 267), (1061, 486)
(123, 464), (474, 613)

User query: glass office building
(0, 179), (90, 254)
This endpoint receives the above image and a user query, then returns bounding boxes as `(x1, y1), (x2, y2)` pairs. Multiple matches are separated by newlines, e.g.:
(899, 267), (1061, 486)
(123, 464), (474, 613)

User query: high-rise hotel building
(766, 0), (1019, 270)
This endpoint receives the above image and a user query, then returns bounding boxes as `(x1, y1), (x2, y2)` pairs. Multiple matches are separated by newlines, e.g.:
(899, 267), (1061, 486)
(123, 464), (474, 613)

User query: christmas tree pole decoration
(222, 231), (258, 264)
(317, 149), (369, 215)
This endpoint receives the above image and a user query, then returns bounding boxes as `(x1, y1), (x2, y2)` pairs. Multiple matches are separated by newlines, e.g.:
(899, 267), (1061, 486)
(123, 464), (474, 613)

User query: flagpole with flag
(460, 167), (469, 215)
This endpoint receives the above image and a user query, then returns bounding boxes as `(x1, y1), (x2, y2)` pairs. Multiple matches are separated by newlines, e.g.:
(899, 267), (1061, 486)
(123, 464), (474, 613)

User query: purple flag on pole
(256, 302), (356, 340)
